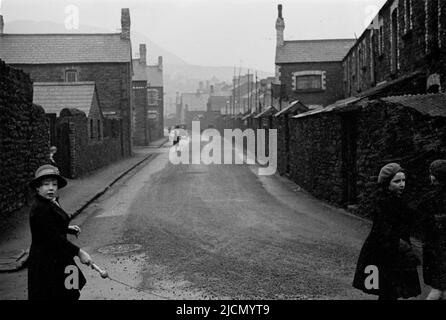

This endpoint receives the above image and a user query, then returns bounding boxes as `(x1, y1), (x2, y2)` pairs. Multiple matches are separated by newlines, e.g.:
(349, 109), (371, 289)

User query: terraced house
(132, 44), (164, 146)
(343, 0), (446, 97)
(0, 9), (134, 159)
(274, 4), (355, 110)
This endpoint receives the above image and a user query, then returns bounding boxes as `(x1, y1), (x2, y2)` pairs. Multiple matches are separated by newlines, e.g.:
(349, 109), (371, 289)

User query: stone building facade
(343, 0), (446, 97)
(0, 9), (133, 158)
(274, 4), (355, 109)
(132, 44), (164, 145)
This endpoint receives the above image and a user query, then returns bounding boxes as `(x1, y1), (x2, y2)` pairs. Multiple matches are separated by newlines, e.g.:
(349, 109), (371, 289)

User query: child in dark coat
(418, 160), (446, 300)
(353, 163), (421, 300)
(28, 164), (92, 300)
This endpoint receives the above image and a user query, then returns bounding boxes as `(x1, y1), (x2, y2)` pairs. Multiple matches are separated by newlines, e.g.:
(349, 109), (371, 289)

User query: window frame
(291, 70), (326, 92)
(65, 69), (78, 82)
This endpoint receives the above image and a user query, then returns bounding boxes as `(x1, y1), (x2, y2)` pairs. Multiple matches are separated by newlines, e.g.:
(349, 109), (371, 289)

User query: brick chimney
(0, 15), (4, 34)
(275, 4), (285, 47)
(158, 56), (163, 70)
(121, 8), (130, 40)
(139, 44), (146, 65)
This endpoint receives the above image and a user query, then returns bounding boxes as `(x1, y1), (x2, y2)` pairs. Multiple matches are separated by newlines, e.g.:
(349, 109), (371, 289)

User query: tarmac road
(74, 137), (377, 300)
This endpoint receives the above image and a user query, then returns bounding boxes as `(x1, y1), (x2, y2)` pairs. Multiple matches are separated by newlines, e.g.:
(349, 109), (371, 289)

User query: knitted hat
(29, 164), (67, 189)
(377, 163), (403, 185)
(430, 159), (446, 183)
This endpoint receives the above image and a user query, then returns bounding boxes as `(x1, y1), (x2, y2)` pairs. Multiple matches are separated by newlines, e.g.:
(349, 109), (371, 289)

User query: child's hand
(68, 225), (81, 237)
(78, 249), (92, 265)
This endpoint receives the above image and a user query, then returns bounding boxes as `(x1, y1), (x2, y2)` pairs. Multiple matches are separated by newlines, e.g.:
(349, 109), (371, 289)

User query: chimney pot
(158, 56), (163, 70)
(121, 8), (131, 40)
(278, 4), (283, 19)
(0, 15), (4, 34)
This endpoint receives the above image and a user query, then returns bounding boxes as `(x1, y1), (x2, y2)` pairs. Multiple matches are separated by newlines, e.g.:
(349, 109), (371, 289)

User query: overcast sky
(1, 0), (386, 72)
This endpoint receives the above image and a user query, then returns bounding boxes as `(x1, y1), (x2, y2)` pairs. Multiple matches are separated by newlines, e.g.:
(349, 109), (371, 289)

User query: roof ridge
(1, 33), (121, 36)
(34, 81), (96, 86)
(284, 38), (355, 43)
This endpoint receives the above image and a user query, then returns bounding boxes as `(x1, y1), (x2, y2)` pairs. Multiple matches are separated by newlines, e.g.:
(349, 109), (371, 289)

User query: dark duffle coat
(418, 185), (446, 290)
(353, 192), (421, 298)
(28, 194), (86, 300)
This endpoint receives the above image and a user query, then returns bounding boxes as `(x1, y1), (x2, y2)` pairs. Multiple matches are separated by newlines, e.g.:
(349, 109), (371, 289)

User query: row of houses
(0, 9), (164, 215)
(218, 1), (446, 217)
(174, 73), (276, 131)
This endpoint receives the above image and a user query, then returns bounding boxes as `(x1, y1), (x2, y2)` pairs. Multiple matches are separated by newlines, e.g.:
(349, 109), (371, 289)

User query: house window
(391, 9), (399, 72)
(405, 0), (413, 32)
(296, 75), (322, 90)
(90, 119), (94, 139)
(147, 89), (159, 106)
(379, 25), (384, 55)
(292, 71), (326, 91)
(65, 69), (78, 82)
(97, 119), (101, 140)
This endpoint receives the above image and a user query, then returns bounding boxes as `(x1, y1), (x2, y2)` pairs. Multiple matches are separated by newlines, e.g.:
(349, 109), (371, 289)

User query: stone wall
(288, 113), (344, 204)
(355, 100), (446, 216)
(0, 61), (49, 215)
(11, 62), (133, 157)
(56, 109), (123, 178)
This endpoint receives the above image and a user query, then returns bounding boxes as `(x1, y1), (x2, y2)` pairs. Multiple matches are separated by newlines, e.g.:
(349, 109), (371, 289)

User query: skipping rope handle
(89, 262), (109, 279)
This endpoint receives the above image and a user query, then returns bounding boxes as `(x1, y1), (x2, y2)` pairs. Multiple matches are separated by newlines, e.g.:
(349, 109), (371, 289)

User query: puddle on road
(97, 243), (142, 255)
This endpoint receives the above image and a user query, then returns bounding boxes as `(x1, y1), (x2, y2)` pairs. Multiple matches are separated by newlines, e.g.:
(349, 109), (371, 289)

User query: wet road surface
(75, 138), (375, 300)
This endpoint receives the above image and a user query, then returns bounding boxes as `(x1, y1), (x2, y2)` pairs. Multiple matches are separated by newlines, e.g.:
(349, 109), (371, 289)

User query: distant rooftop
(132, 59), (163, 87)
(33, 82), (98, 116)
(0, 33), (131, 64)
(275, 39), (355, 64)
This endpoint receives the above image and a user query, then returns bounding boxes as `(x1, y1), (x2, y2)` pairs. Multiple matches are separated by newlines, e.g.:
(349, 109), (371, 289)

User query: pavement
(0, 136), (169, 273)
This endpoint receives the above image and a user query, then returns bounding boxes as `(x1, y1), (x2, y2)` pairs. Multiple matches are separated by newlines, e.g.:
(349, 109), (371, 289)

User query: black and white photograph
(1, 0), (446, 306)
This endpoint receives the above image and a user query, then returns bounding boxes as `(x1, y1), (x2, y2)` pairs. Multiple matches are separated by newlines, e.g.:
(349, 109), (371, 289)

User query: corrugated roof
(241, 111), (257, 121)
(0, 34), (131, 64)
(382, 94), (446, 117)
(275, 39), (355, 64)
(254, 106), (278, 118)
(274, 100), (308, 117)
(33, 82), (96, 116)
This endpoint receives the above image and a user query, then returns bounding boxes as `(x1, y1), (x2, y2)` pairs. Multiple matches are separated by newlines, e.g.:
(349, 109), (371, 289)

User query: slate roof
(275, 39), (355, 64)
(0, 34), (131, 64)
(147, 65), (163, 87)
(132, 59), (163, 87)
(132, 60), (148, 81)
(33, 82), (97, 116)
(382, 94), (446, 117)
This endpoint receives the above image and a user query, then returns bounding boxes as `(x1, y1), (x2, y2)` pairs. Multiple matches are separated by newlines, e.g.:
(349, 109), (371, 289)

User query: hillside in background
(3, 20), (273, 114)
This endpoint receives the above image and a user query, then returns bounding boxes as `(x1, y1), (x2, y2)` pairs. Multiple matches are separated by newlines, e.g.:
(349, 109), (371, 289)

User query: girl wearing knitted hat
(417, 160), (446, 300)
(353, 163), (421, 300)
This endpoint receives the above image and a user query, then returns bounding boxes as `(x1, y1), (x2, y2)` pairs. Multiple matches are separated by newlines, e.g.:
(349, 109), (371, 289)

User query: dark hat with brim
(29, 164), (68, 189)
